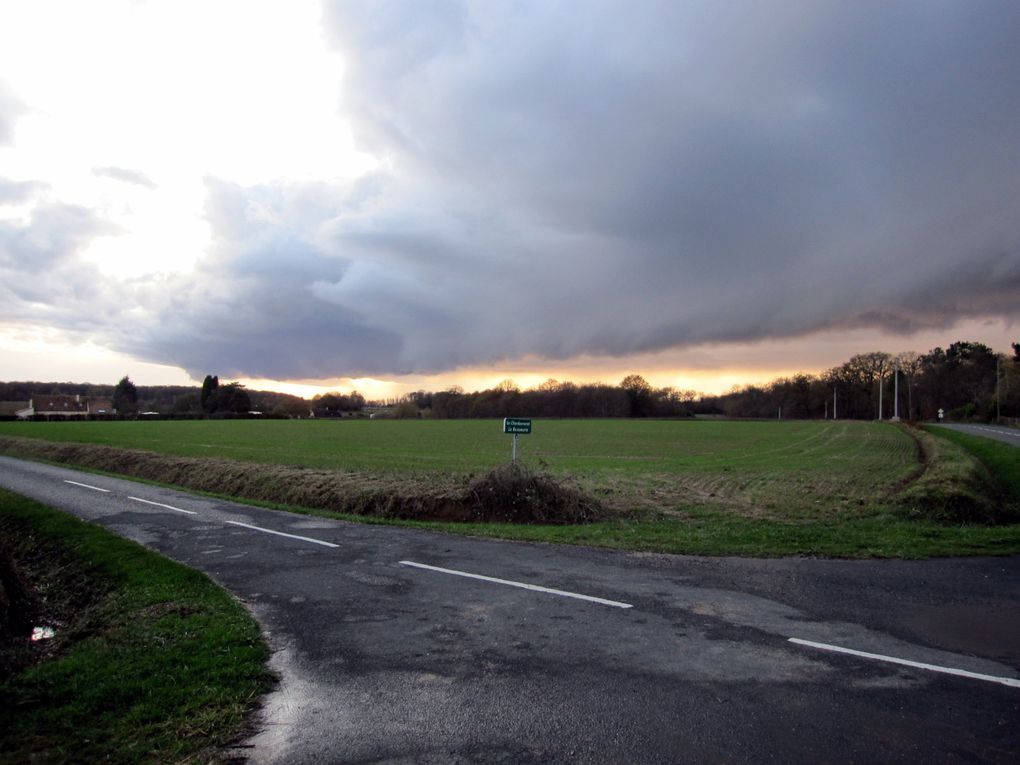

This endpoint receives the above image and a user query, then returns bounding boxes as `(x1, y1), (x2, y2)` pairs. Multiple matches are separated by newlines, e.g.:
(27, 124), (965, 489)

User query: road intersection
(1, 454), (1018, 763)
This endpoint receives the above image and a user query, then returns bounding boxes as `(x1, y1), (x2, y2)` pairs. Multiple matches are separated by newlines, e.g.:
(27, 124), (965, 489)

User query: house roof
(0, 401), (29, 416)
(32, 394), (88, 413)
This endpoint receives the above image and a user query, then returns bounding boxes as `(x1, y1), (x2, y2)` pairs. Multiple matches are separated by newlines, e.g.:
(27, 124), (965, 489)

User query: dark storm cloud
(92, 165), (157, 190)
(117, 178), (405, 379)
(131, 1), (1020, 378)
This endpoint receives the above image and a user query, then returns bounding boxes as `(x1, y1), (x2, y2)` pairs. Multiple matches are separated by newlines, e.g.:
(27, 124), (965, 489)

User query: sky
(1, 1), (1018, 401)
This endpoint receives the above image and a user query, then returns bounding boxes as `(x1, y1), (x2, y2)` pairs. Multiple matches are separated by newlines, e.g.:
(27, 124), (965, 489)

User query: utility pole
(878, 371), (883, 421)
(907, 370), (912, 421)
(997, 355), (1001, 423)
(892, 361), (900, 422)
(833, 388), (837, 420)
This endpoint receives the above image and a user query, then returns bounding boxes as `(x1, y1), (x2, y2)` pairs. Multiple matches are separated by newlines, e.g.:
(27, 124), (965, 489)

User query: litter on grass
(31, 626), (55, 642)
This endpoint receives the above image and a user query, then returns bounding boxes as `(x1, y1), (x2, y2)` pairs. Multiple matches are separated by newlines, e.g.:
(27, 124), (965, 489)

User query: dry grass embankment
(0, 436), (603, 525)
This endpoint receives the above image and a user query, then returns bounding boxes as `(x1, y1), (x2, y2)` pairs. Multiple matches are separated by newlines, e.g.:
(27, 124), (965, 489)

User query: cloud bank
(6, 2), (1020, 380)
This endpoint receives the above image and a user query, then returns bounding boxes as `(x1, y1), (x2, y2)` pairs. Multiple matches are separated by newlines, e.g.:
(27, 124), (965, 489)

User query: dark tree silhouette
(200, 375), (219, 413)
(112, 375), (138, 415)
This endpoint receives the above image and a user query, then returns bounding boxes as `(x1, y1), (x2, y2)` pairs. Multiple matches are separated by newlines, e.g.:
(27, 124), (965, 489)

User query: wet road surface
(2, 455), (1018, 763)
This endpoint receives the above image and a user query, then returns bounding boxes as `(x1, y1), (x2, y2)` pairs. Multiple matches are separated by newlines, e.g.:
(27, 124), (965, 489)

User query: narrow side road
(1, 455), (1019, 763)
(933, 422), (1020, 447)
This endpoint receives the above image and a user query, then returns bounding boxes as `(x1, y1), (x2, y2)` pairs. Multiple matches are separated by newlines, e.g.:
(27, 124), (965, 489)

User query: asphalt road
(2, 455), (1019, 764)
(932, 423), (1020, 448)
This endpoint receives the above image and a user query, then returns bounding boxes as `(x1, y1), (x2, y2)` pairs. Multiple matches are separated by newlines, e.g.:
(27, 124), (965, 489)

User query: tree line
(1, 339), (1016, 421)
(378, 340), (1018, 422)
(703, 341), (1019, 421)
(0, 375), (308, 419)
(389, 376), (698, 419)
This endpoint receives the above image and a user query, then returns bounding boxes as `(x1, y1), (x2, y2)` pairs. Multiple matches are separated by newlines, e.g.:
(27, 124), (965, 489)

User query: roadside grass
(0, 489), (272, 764)
(895, 427), (1015, 525)
(2, 420), (1020, 558)
(925, 426), (1020, 506)
(437, 510), (1020, 559)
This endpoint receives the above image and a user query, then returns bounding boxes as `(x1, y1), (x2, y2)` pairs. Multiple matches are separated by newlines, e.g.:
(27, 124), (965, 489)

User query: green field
(1, 418), (1018, 557)
(0, 419), (916, 519)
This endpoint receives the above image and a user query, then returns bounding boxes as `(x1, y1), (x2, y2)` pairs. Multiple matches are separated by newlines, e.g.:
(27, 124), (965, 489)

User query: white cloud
(0, 177), (46, 205)
(0, 0), (375, 282)
(0, 79), (24, 145)
(93, 166), (157, 190)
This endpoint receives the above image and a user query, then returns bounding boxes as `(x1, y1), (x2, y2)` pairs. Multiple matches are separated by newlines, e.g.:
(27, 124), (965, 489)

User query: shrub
(467, 462), (604, 524)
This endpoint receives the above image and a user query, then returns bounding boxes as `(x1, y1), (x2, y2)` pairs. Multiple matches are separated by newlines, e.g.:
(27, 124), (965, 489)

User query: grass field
(0, 419), (918, 519)
(1, 418), (1018, 557)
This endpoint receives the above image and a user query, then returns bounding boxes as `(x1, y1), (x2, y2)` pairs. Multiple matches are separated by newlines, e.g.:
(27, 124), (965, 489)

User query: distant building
(0, 401), (30, 417)
(90, 398), (115, 415)
(310, 407), (361, 419)
(16, 395), (116, 419)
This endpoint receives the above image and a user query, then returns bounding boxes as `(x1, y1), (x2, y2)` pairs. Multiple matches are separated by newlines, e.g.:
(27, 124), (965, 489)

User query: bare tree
(895, 351), (922, 420)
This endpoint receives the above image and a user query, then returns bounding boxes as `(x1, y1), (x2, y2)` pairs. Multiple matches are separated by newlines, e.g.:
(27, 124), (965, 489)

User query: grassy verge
(104, 484), (1020, 560)
(0, 489), (273, 764)
(896, 427), (1015, 524)
(429, 510), (1020, 558)
(925, 426), (1020, 505)
(0, 437), (598, 524)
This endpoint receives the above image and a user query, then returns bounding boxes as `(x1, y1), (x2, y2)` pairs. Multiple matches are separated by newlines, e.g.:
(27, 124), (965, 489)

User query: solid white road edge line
(128, 496), (198, 515)
(789, 637), (1020, 689)
(63, 480), (110, 493)
(225, 520), (339, 548)
(400, 560), (633, 609)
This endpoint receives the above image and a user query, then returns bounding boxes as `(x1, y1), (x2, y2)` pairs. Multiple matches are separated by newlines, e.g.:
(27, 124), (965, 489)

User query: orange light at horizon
(235, 366), (810, 401)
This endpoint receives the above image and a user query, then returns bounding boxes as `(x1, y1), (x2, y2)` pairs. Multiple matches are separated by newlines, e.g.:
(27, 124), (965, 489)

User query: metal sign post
(503, 418), (532, 463)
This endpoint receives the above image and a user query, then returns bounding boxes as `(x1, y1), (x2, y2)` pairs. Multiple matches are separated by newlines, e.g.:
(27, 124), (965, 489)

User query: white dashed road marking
(400, 560), (634, 609)
(225, 520), (339, 548)
(789, 638), (1020, 689)
(63, 480), (110, 492)
(57, 470), (1019, 690)
(128, 496), (198, 515)
(60, 474), (337, 545)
